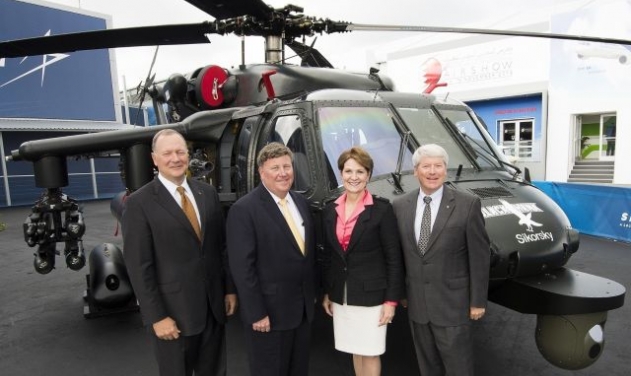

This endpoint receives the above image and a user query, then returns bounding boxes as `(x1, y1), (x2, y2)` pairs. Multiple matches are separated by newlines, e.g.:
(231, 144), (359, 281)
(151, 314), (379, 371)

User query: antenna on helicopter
(133, 46), (160, 126)
(455, 164), (463, 180)
(369, 67), (384, 102)
(369, 67), (389, 90)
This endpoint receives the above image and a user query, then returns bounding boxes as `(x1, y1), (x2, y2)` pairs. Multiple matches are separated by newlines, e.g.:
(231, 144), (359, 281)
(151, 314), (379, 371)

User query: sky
(40, 0), (584, 88)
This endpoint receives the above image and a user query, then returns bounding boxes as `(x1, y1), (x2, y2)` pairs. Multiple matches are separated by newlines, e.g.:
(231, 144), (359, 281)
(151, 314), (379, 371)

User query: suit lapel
(325, 204), (345, 257)
(290, 191), (311, 256)
(257, 185), (285, 225)
(257, 186), (304, 255)
(152, 179), (204, 241)
(425, 187), (456, 256)
(152, 179), (198, 238)
(345, 205), (372, 255)
(403, 189), (421, 257)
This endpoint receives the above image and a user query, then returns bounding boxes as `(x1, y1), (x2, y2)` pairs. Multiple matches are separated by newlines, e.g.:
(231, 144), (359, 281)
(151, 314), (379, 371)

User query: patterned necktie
(417, 196), (432, 255)
(279, 198), (305, 254)
(177, 186), (201, 241)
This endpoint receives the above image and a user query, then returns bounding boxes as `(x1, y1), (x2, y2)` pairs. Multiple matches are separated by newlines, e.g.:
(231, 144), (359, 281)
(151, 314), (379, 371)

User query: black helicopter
(0, 0), (626, 370)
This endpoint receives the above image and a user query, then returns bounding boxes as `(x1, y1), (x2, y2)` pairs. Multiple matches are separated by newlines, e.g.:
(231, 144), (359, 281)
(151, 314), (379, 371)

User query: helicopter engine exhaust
(535, 311), (607, 370)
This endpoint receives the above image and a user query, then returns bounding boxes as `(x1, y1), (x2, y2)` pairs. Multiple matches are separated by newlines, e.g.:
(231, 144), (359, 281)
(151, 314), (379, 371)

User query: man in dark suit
(392, 143), (490, 376)
(227, 142), (316, 376)
(122, 129), (237, 376)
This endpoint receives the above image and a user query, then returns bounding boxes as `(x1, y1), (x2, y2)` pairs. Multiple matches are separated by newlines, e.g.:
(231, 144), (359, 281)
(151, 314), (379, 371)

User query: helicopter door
(234, 116), (264, 196)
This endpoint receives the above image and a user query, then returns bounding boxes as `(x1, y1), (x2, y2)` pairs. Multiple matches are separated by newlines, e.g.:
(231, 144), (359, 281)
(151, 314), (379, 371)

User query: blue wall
(534, 181), (631, 243)
(0, 0), (116, 120)
(468, 94), (543, 161)
(0, 1), (124, 207)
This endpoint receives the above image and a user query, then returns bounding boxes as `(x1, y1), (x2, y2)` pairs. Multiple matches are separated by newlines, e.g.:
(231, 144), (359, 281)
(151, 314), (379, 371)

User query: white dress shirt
(158, 174), (201, 227)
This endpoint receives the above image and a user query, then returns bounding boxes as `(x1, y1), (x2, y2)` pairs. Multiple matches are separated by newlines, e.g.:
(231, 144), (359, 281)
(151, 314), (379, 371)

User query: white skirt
(332, 302), (387, 356)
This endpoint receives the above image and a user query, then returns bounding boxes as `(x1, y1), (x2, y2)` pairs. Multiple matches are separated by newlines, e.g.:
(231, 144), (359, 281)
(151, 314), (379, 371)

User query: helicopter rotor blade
(0, 22), (217, 59)
(332, 23), (631, 46)
(4, 7), (630, 62)
(184, 0), (272, 20)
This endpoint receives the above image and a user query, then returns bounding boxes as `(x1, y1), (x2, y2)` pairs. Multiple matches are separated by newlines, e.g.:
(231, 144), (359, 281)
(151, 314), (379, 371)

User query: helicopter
(0, 0), (626, 371)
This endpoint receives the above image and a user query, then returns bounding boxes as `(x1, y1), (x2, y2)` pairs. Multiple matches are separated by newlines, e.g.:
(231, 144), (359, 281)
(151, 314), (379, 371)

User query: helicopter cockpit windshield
(438, 108), (510, 170)
(397, 106), (510, 172)
(318, 104), (513, 189)
(318, 106), (414, 188)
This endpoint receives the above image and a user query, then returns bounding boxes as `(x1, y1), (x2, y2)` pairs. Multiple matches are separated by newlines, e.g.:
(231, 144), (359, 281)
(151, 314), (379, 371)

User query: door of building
(574, 115), (583, 161)
(600, 114), (616, 161)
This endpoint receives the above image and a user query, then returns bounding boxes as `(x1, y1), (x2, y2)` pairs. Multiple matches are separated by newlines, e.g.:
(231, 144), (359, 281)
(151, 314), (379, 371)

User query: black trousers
(243, 317), (311, 376)
(409, 320), (474, 376)
(150, 312), (226, 376)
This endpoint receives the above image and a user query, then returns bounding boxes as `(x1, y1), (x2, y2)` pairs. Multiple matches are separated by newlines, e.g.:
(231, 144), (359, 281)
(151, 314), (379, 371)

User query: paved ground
(0, 199), (629, 375)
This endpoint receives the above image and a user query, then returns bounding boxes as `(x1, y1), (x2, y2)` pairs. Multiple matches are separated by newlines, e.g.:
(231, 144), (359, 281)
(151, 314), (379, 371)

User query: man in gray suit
(392, 144), (490, 376)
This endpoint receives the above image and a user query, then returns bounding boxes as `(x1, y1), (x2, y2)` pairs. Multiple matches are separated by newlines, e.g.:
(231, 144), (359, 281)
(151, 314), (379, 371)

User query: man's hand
(225, 294), (238, 316)
(470, 306), (486, 320)
(252, 316), (271, 332)
(153, 317), (181, 340)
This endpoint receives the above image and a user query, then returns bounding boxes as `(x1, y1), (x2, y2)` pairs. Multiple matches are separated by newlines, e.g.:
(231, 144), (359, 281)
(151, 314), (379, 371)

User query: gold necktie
(279, 198), (305, 254)
(177, 186), (201, 240)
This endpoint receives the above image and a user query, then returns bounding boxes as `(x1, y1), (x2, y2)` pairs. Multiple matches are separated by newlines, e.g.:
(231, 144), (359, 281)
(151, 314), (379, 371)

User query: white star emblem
(1, 30), (70, 89)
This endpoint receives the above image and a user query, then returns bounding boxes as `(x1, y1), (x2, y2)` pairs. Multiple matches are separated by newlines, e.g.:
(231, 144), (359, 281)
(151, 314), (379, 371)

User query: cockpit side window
(438, 109), (503, 170)
(268, 114), (310, 192)
(318, 106), (414, 188)
(397, 107), (477, 169)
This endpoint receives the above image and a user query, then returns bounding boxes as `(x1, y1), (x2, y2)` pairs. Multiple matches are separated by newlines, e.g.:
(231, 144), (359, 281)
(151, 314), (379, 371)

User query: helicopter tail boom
(9, 108), (239, 163)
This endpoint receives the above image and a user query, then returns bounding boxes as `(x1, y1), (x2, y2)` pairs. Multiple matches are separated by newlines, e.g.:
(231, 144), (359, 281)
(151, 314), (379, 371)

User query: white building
(367, 0), (631, 184)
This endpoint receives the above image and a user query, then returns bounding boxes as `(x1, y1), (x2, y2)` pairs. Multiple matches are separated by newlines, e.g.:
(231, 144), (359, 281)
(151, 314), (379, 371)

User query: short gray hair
(152, 129), (185, 151)
(412, 144), (449, 167)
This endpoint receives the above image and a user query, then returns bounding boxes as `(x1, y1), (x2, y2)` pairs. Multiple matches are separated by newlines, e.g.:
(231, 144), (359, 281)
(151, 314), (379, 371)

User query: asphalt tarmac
(0, 199), (629, 376)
